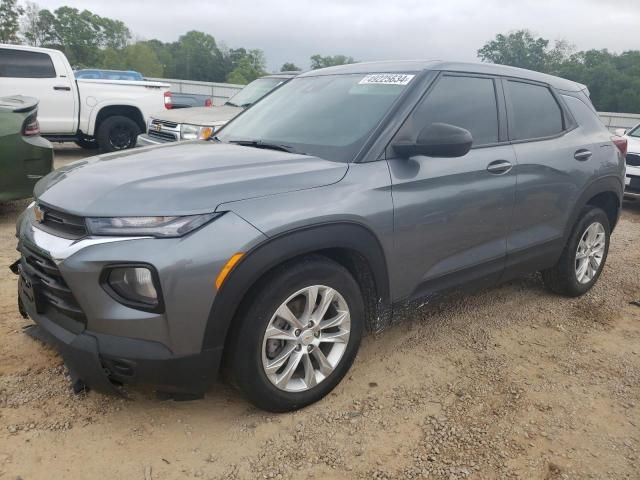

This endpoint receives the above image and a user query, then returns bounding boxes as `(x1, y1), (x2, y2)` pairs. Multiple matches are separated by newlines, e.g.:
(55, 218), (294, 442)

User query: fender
(201, 222), (391, 351)
(564, 174), (623, 240)
(83, 101), (144, 136)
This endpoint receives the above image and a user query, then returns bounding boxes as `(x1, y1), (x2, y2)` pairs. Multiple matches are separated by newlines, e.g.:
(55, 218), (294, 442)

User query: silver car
(13, 61), (626, 411)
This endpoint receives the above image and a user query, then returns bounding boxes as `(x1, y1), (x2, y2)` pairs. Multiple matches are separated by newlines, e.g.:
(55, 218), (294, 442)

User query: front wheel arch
(202, 222), (391, 355)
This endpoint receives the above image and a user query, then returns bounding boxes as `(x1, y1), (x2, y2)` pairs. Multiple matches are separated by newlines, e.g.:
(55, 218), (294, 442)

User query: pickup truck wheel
(542, 206), (610, 297)
(96, 115), (141, 153)
(74, 137), (99, 150)
(228, 255), (364, 412)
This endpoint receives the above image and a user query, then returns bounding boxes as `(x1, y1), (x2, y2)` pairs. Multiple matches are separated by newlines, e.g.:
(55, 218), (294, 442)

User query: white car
(616, 123), (640, 199)
(0, 44), (171, 152)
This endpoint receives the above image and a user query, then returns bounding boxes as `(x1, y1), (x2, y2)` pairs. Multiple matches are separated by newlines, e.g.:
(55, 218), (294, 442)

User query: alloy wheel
(261, 285), (351, 393)
(575, 221), (606, 284)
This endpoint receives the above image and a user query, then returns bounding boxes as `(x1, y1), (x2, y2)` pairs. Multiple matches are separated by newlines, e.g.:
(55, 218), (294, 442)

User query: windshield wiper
(224, 101), (239, 107)
(228, 139), (304, 155)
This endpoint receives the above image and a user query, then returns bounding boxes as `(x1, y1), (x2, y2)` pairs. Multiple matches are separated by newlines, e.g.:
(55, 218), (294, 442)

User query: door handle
(574, 149), (592, 161)
(486, 160), (513, 175)
(53, 85), (71, 91)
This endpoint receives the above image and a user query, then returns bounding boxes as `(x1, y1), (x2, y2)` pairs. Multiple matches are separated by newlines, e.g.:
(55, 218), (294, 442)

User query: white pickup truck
(0, 44), (171, 152)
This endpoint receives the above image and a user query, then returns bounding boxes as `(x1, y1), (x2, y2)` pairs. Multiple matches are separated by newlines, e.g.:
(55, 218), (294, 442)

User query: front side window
(0, 48), (56, 78)
(217, 73), (415, 162)
(397, 75), (500, 148)
(507, 81), (564, 140)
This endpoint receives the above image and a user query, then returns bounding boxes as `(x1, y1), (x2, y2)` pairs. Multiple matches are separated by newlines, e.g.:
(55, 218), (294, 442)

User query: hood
(35, 142), (348, 216)
(149, 105), (242, 126)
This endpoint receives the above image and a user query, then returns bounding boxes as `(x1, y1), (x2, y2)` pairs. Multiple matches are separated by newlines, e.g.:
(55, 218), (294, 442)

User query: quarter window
(0, 48), (56, 78)
(403, 75), (500, 147)
(507, 81), (564, 140)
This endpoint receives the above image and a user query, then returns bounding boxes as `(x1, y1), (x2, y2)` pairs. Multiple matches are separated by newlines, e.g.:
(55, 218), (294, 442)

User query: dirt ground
(0, 146), (639, 479)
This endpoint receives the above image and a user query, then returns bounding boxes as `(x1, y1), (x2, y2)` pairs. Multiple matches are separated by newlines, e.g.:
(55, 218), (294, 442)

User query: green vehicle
(0, 96), (53, 202)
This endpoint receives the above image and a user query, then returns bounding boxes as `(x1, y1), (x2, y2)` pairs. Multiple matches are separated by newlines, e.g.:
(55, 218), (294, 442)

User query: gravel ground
(0, 146), (639, 479)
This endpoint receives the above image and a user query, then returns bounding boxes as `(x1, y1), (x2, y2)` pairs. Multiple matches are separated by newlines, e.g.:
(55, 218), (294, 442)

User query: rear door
(387, 73), (517, 301)
(0, 48), (77, 134)
(502, 79), (594, 274)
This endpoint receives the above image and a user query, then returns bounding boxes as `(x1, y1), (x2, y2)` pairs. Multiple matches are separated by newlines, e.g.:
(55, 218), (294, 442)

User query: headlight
(180, 124), (215, 140)
(86, 213), (222, 238)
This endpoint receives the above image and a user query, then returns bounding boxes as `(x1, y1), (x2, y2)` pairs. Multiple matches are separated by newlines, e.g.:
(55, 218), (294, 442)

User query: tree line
(478, 30), (640, 113)
(0, 0), (357, 84)
(1, 1), (638, 111)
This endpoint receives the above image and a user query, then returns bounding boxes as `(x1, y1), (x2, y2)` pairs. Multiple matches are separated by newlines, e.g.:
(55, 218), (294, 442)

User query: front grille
(151, 119), (178, 129)
(148, 118), (179, 142)
(36, 203), (87, 239)
(19, 241), (86, 330)
(148, 129), (178, 142)
(626, 153), (640, 167)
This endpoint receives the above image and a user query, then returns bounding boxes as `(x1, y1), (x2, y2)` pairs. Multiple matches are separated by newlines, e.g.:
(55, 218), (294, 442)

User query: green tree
(479, 30), (640, 112)
(477, 30), (551, 71)
(21, 6), (56, 47)
(226, 48), (267, 84)
(310, 54), (355, 69)
(555, 49), (640, 112)
(281, 62), (300, 72)
(101, 43), (163, 77)
(96, 16), (130, 50)
(169, 31), (226, 81)
(139, 39), (175, 77)
(0, 0), (23, 43)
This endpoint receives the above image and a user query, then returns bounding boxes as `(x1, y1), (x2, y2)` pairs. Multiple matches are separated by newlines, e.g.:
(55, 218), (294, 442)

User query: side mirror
(394, 123), (473, 158)
(614, 128), (627, 137)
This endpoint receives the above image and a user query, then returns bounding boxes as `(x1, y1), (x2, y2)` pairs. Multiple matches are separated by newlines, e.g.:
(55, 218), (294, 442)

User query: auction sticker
(359, 74), (415, 85)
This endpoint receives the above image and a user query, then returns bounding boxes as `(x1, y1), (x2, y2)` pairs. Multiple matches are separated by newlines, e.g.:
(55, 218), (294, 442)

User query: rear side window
(0, 48), (56, 78)
(562, 95), (606, 133)
(406, 75), (500, 147)
(507, 81), (564, 140)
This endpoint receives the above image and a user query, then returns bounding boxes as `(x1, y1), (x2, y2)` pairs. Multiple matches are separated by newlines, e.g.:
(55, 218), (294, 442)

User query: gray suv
(13, 61), (626, 412)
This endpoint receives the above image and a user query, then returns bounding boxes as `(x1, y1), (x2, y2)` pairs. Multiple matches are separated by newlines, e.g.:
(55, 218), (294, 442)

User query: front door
(387, 74), (517, 301)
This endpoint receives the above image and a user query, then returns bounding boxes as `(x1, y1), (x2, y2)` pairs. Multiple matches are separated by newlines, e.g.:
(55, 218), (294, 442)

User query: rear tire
(96, 115), (140, 153)
(227, 255), (364, 412)
(542, 206), (610, 297)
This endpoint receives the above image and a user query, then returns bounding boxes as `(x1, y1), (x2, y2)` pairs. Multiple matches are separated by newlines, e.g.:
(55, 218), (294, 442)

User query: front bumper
(14, 204), (267, 396)
(17, 283), (221, 395)
(624, 164), (640, 199)
(136, 133), (172, 147)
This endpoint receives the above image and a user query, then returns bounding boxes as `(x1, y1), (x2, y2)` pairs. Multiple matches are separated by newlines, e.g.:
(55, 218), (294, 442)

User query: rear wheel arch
(202, 222), (392, 355)
(566, 176), (622, 239)
(93, 105), (146, 136)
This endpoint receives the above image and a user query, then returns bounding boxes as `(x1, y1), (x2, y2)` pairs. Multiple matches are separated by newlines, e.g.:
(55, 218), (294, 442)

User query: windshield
(628, 124), (640, 138)
(226, 77), (285, 107)
(217, 73), (415, 162)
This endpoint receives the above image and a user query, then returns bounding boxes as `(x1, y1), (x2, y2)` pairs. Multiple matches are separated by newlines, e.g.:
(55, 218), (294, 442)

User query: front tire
(96, 115), (141, 153)
(228, 255), (364, 412)
(542, 206), (610, 297)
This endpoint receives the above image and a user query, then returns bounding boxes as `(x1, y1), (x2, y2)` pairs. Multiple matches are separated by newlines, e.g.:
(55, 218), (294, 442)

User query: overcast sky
(34, 0), (640, 71)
